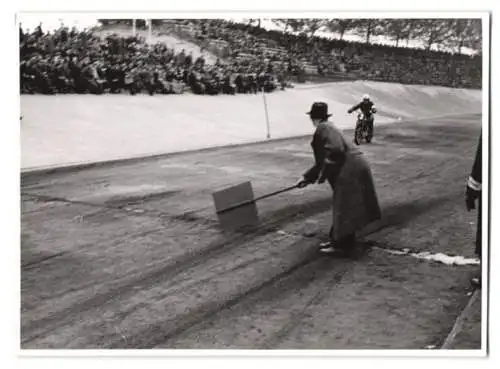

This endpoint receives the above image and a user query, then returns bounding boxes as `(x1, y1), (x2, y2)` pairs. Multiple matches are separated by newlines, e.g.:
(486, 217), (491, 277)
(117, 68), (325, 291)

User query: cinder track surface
(21, 113), (482, 349)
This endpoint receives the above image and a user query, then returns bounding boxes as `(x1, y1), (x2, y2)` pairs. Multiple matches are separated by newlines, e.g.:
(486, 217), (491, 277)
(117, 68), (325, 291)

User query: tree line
(97, 18), (482, 55)
(249, 18), (482, 54)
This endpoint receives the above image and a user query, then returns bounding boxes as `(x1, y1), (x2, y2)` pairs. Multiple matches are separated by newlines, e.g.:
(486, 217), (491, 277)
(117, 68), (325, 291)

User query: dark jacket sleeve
(468, 133), (482, 190)
(348, 102), (361, 113)
(303, 125), (347, 183)
(303, 130), (323, 183)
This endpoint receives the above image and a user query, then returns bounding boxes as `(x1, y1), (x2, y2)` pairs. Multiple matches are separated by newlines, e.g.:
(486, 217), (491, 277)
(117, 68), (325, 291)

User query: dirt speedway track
(21, 113), (482, 349)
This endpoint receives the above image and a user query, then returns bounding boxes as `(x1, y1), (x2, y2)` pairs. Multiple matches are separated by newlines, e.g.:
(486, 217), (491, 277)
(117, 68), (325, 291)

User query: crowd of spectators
(163, 19), (482, 89)
(19, 24), (287, 95)
(161, 20), (311, 77)
(20, 19), (482, 96)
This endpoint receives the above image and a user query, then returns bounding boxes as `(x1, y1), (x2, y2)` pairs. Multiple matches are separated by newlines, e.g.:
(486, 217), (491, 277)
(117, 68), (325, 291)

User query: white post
(262, 90), (271, 139)
(132, 19), (136, 37)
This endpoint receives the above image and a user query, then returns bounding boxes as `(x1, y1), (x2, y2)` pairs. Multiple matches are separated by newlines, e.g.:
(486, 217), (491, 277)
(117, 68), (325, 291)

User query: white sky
(18, 14), (100, 32)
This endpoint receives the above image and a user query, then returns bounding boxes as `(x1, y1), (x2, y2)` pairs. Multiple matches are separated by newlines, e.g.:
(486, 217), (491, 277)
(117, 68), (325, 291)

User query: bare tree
(271, 19), (289, 33)
(303, 19), (326, 38)
(289, 19), (307, 34)
(403, 19), (423, 46)
(445, 19), (482, 54)
(352, 19), (385, 44)
(271, 18), (306, 34)
(415, 19), (452, 50)
(325, 19), (358, 40)
(466, 20), (482, 53)
(381, 19), (412, 47)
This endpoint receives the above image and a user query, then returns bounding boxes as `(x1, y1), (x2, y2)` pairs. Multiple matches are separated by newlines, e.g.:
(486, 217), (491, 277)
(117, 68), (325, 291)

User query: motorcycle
(353, 111), (374, 145)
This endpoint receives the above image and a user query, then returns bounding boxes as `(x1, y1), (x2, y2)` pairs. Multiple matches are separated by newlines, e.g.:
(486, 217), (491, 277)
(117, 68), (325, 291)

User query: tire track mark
(22, 192), (216, 226)
(21, 197), (333, 344)
(57, 249), (280, 338)
(21, 252), (67, 269)
(21, 187), (458, 345)
(256, 262), (349, 349)
(147, 196), (467, 347)
(22, 190), (455, 344)
(21, 224), (170, 271)
(107, 249), (326, 348)
(158, 255), (353, 349)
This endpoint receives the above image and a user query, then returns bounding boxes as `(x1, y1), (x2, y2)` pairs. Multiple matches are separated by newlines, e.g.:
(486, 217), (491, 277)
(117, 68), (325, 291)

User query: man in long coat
(297, 102), (382, 256)
(466, 132), (482, 287)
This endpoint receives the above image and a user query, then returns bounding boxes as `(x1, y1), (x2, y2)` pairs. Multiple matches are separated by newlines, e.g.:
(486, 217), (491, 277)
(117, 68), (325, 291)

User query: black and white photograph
(15, 5), (490, 358)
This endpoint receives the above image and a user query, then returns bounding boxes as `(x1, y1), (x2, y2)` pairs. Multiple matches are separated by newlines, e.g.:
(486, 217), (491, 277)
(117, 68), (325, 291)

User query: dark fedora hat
(306, 102), (332, 119)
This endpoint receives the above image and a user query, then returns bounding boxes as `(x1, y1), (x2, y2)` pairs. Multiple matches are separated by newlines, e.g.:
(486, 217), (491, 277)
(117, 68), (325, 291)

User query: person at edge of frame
(466, 132), (482, 288)
(296, 101), (382, 258)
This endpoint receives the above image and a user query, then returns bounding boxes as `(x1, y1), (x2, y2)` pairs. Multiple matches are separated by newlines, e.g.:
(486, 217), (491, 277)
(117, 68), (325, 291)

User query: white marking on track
(291, 152), (314, 158)
(374, 247), (480, 266)
(275, 229), (479, 266)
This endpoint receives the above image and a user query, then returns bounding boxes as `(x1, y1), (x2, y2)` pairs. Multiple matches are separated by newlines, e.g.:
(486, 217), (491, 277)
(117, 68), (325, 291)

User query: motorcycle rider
(348, 94), (377, 145)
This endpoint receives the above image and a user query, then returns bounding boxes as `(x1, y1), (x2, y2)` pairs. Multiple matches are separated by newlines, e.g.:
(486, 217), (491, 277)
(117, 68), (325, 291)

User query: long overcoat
(303, 121), (381, 240)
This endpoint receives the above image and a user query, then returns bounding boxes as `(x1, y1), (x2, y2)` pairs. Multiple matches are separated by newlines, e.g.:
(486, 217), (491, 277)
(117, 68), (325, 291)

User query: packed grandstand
(19, 18), (482, 95)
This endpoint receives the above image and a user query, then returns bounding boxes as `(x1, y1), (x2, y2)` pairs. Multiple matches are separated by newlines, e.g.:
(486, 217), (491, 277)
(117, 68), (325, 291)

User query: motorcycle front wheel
(354, 125), (362, 145)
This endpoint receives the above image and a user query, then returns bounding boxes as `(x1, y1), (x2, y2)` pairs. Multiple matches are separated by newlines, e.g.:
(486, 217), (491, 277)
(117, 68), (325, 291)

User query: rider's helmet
(363, 94), (370, 101)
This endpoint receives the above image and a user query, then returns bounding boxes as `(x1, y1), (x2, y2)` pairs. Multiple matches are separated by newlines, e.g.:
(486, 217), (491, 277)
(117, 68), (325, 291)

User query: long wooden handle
(216, 184), (299, 214)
